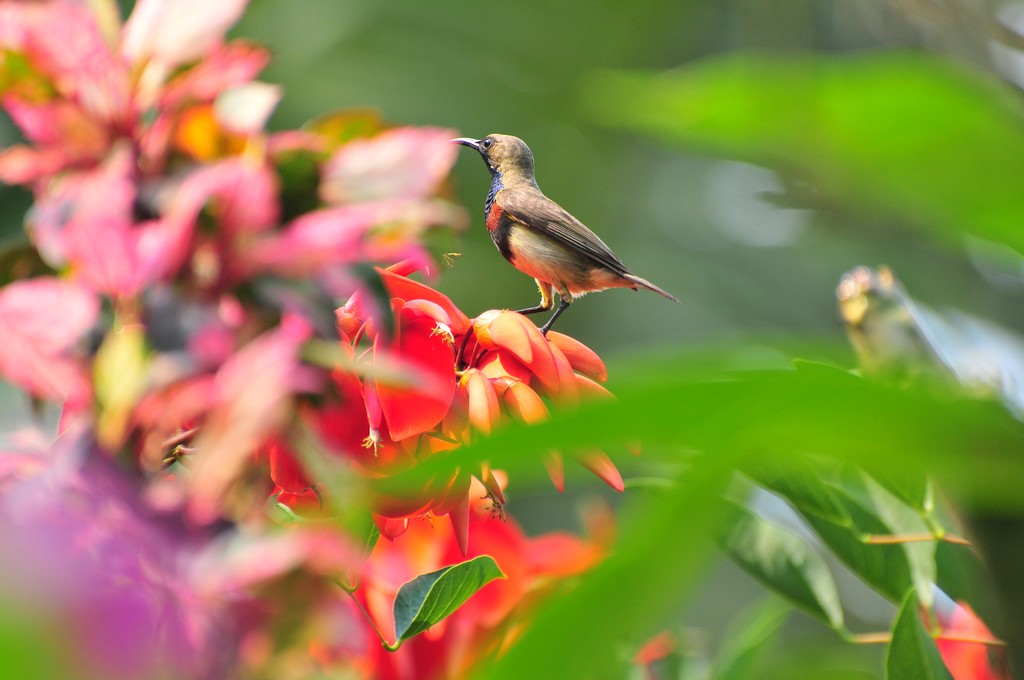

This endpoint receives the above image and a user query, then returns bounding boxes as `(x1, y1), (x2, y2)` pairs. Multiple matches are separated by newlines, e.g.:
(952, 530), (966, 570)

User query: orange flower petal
(544, 451), (565, 493)
(460, 368), (500, 436)
(575, 372), (614, 400)
(442, 384), (470, 445)
(477, 349), (533, 385)
(476, 311), (570, 395)
(546, 331), (608, 382)
(547, 342), (578, 403)
(479, 463), (506, 506)
(575, 450), (624, 492)
(496, 379), (549, 425)
(474, 310), (534, 360)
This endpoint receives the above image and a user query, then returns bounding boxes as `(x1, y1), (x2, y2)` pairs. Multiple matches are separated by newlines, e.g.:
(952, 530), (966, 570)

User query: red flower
(935, 602), (1009, 680)
(293, 267), (623, 553)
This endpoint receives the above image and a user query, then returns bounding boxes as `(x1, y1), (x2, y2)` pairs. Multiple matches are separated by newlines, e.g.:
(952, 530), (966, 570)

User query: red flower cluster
(270, 261), (624, 553)
(357, 505), (605, 680)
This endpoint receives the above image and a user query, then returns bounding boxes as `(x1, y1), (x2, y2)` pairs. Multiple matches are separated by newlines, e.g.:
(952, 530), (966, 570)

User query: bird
(452, 133), (678, 335)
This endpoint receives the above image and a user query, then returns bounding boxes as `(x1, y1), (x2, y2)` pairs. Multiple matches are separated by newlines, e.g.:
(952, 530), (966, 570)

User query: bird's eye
(481, 137), (493, 150)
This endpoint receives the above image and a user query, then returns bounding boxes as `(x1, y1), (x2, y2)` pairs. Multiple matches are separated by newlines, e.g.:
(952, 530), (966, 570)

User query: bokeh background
(3, 1), (1022, 676)
(232, 0), (1024, 361)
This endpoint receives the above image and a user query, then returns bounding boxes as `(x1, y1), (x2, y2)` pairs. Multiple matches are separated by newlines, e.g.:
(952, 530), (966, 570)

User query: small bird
(452, 134), (678, 334)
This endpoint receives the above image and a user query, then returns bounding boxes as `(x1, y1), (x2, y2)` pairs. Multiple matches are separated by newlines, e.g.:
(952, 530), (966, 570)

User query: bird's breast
(505, 224), (590, 285)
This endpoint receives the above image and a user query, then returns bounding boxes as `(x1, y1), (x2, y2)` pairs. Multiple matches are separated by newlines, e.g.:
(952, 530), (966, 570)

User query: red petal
(376, 268), (470, 334)
(375, 309), (456, 441)
(446, 493), (471, 557)
(273, 487), (322, 514)
(400, 298), (453, 328)
(525, 533), (602, 576)
(267, 441), (310, 494)
(374, 514), (410, 540)
(473, 310), (532, 360)
(432, 471), (472, 517)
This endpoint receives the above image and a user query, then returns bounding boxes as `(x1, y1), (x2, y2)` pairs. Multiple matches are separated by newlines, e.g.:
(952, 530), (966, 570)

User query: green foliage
(393, 556), (505, 643)
(582, 52), (1024, 252)
(718, 501), (843, 630)
(711, 599), (790, 680)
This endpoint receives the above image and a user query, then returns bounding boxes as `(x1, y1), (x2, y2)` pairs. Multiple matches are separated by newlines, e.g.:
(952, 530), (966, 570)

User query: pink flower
(0, 277), (97, 405)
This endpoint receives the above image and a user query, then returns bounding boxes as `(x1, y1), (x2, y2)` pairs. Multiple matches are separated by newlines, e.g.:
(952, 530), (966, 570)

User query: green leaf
(748, 454), (851, 525)
(800, 486), (916, 604)
(719, 501), (844, 630)
(840, 470), (937, 608)
(711, 599), (790, 680)
(393, 555), (505, 642)
(886, 590), (954, 680)
(583, 53), (1024, 252)
(377, 355), (1024, 513)
(934, 540), (999, 629)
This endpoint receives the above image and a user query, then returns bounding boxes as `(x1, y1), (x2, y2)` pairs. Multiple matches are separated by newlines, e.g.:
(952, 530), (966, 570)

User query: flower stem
(334, 578), (399, 651)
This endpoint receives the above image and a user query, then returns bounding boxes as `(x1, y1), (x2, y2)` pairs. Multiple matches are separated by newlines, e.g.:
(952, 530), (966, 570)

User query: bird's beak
(451, 137), (481, 151)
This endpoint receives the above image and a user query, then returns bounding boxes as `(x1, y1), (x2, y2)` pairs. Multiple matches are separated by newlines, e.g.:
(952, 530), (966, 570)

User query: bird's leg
(515, 280), (554, 316)
(539, 297), (571, 336)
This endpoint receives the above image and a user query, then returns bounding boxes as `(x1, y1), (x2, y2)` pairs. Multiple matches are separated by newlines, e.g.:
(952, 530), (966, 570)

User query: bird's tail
(626, 274), (679, 302)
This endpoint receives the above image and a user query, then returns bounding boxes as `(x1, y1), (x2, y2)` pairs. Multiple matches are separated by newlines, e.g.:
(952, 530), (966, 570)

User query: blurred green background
(230, 0), (1024, 361)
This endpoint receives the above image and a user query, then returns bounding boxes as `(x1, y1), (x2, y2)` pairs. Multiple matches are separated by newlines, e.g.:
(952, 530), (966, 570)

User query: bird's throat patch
(483, 169), (503, 228)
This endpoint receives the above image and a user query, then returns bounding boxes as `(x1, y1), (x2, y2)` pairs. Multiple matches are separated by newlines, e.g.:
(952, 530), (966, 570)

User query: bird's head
(452, 134), (535, 180)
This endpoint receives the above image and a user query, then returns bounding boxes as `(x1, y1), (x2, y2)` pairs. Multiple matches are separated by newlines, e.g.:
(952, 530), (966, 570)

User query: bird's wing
(498, 188), (631, 276)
